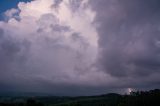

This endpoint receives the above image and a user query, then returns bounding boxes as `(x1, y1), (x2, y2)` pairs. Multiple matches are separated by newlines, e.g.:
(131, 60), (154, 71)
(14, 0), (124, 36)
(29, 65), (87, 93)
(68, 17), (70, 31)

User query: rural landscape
(0, 89), (160, 106)
(1, 0), (160, 106)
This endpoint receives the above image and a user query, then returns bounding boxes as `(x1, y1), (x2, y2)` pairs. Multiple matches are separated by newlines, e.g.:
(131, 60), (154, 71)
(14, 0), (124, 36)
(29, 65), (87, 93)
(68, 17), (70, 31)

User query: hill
(0, 89), (160, 106)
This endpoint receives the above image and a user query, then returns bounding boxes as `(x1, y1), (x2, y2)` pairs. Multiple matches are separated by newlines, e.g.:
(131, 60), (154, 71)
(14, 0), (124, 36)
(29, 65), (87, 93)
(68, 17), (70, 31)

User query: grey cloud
(1, 0), (160, 96)
(69, 0), (82, 11)
(90, 0), (160, 89)
(37, 14), (71, 33)
(51, 0), (63, 8)
(0, 8), (98, 95)
(0, 28), (30, 87)
(0, 28), (29, 67)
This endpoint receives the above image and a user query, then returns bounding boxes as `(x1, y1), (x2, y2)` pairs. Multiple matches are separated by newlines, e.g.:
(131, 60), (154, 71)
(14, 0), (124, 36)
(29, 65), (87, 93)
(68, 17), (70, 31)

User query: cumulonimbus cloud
(0, 0), (112, 96)
(0, 0), (160, 95)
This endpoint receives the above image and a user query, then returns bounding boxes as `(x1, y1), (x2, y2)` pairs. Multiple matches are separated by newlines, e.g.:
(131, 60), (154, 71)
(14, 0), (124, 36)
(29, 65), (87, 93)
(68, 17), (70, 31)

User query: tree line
(0, 89), (160, 106)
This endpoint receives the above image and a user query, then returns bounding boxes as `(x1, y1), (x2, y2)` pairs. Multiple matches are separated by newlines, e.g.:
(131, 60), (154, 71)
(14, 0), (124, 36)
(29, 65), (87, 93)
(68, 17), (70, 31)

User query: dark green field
(0, 89), (160, 106)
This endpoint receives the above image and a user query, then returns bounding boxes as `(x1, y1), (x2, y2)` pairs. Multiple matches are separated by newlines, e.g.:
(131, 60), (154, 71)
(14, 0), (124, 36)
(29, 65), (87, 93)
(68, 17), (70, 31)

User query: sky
(0, 0), (160, 96)
(0, 0), (31, 14)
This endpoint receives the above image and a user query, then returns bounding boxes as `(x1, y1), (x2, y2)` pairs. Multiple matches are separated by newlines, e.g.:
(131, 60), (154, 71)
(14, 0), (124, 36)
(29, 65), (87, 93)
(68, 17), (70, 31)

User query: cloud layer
(90, 0), (160, 89)
(0, 0), (160, 95)
(0, 0), (108, 96)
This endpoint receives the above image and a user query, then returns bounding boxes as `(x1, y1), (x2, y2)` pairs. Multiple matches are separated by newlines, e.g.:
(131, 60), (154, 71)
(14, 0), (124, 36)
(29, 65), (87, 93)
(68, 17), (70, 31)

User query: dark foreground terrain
(0, 89), (160, 106)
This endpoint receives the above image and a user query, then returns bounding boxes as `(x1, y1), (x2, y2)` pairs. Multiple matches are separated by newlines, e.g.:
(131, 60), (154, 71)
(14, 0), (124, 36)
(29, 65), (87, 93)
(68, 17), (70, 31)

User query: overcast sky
(0, 0), (160, 96)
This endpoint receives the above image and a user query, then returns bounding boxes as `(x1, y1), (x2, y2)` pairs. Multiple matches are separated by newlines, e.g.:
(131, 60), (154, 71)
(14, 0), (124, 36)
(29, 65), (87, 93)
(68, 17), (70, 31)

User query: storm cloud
(90, 0), (160, 89)
(0, 0), (160, 96)
(0, 0), (107, 96)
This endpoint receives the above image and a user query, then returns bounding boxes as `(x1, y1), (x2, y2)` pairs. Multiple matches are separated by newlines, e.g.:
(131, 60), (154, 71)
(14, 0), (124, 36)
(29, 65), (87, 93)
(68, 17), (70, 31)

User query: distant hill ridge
(0, 89), (160, 106)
